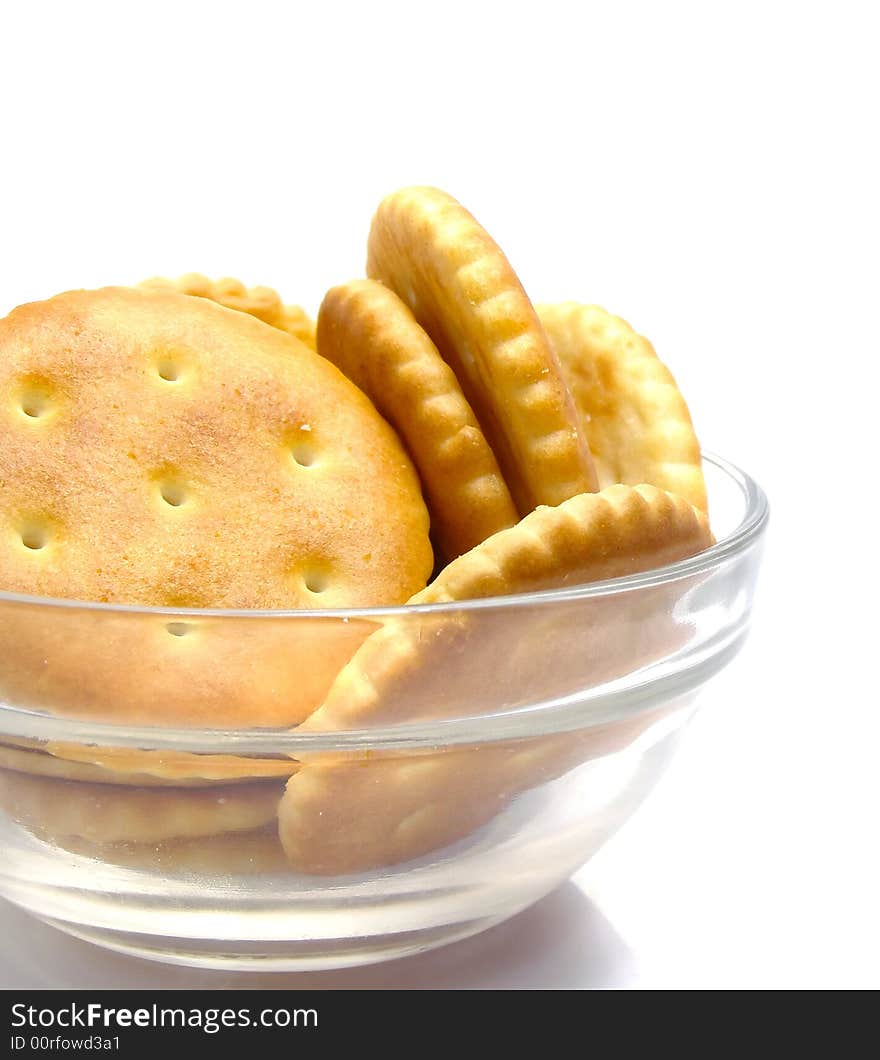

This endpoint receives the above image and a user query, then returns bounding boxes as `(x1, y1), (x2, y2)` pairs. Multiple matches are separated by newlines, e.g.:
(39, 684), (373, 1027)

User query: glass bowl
(0, 453), (767, 970)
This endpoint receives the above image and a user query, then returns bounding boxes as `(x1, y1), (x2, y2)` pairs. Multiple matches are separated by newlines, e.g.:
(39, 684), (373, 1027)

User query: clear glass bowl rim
(0, 452), (768, 752)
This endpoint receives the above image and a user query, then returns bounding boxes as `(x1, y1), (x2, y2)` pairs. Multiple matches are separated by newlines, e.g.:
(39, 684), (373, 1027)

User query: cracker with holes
(538, 302), (707, 512)
(366, 186), (599, 515)
(141, 273), (317, 349)
(279, 484), (713, 872)
(0, 286), (432, 730)
(317, 279), (518, 560)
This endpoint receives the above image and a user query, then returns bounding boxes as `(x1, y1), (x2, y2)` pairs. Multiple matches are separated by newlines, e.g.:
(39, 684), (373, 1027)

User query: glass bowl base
(31, 911), (519, 971)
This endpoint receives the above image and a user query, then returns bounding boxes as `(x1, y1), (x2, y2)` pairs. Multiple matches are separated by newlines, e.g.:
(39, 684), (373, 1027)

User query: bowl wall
(0, 455), (767, 969)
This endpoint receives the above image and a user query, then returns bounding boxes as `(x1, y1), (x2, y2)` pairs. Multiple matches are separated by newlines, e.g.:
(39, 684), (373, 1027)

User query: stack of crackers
(0, 187), (712, 873)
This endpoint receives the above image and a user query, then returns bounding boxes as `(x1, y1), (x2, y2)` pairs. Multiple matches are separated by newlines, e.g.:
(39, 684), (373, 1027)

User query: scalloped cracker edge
(366, 187), (598, 514)
(279, 484), (713, 872)
(318, 279), (517, 559)
(538, 302), (707, 512)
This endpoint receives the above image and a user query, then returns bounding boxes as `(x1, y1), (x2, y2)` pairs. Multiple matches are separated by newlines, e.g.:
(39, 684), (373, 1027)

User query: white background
(1, 1), (877, 988)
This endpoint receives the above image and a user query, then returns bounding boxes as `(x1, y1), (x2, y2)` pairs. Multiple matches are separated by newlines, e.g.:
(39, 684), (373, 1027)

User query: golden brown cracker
(366, 187), (598, 515)
(279, 706), (677, 876)
(279, 485), (713, 872)
(280, 750), (507, 875)
(140, 273), (317, 349)
(0, 286), (430, 725)
(45, 742), (296, 784)
(538, 302), (707, 512)
(317, 279), (518, 559)
(0, 285), (429, 609)
(0, 740), (293, 786)
(0, 769), (284, 843)
(0, 603), (375, 729)
(305, 484), (712, 731)
(55, 825), (290, 876)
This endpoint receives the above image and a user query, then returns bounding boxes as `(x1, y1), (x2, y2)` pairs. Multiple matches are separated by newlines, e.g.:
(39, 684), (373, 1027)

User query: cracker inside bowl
(0, 285), (432, 730)
(0, 453), (767, 969)
(0, 180), (766, 969)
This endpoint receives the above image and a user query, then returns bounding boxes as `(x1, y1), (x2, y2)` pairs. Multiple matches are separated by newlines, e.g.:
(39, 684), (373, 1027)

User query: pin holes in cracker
(286, 424), (319, 469)
(10, 382), (60, 555)
(16, 376), (56, 421)
(20, 392), (50, 418)
(158, 480), (188, 508)
(303, 569), (329, 595)
(290, 442), (316, 468)
(165, 621), (196, 638)
(287, 556), (332, 598)
(155, 351), (189, 384)
(156, 359), (181, 383)
(19, 518), (52, 552)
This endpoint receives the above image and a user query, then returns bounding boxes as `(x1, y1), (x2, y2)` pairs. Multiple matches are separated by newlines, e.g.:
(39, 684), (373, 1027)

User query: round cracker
(538, 302), (707, 512)
(317, 279), (518, 559)
(0, 286), (429, 609)
(279, 706), (675, 876)
(305, 484), (712, 731)
(279, 485), (713, 872)
(0, 286), (430, 725)
(0, 769), (284, 843)
(366, 186), (598, 515)
(140, 273), (317, 349)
